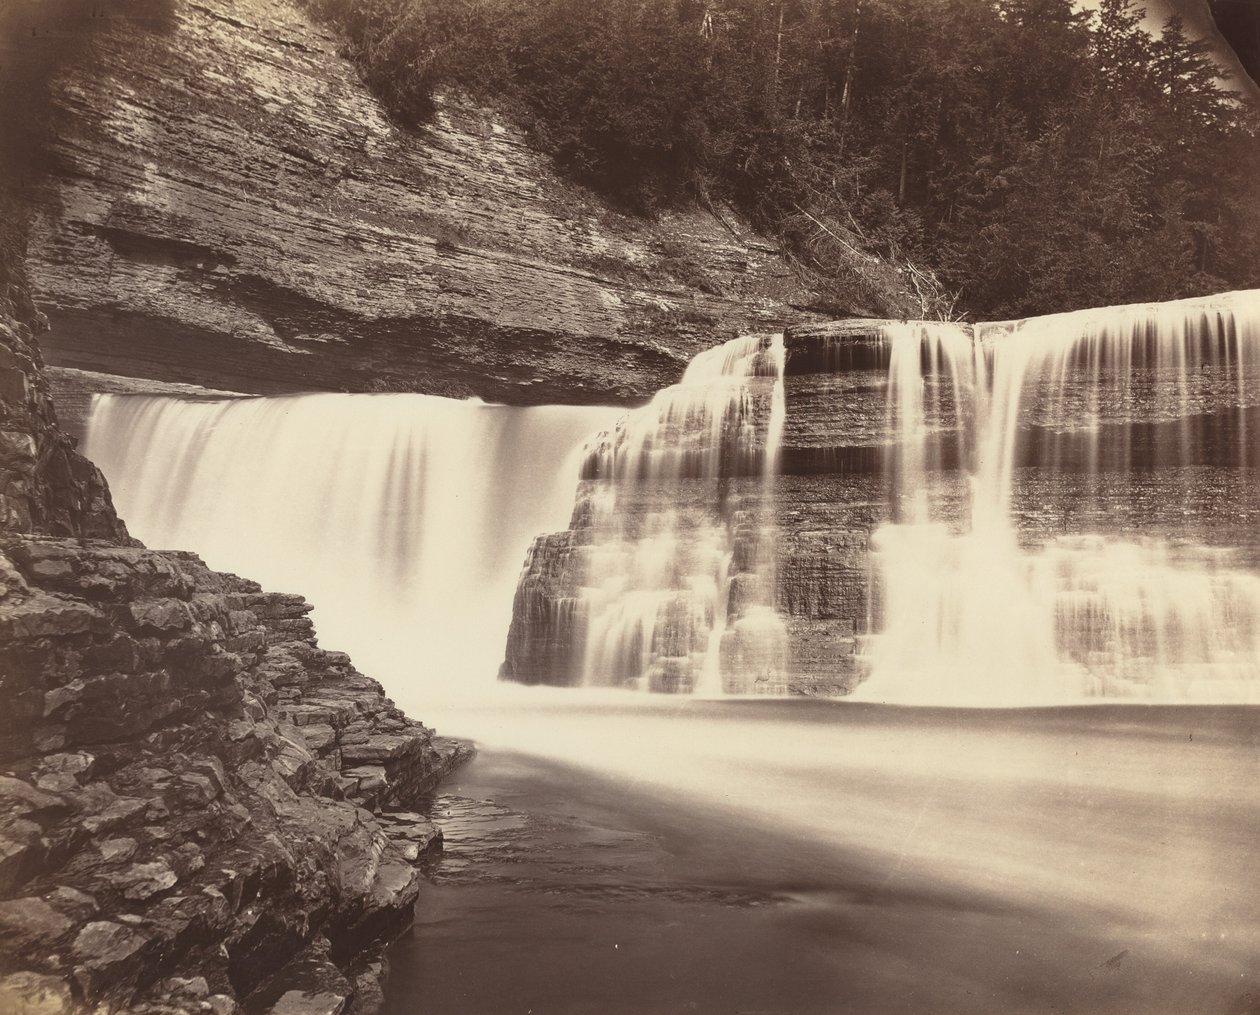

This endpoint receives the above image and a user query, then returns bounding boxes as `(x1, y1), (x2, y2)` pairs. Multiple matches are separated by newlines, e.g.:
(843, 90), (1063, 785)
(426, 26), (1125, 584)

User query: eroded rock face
(0, 534), (472, 1014)
(506, 299), (1260, 698)
(18, 0), (838, 406)
(0, 311), (124, 540)
(0, 273), (471, 1010)
(500, 321), (894, 696)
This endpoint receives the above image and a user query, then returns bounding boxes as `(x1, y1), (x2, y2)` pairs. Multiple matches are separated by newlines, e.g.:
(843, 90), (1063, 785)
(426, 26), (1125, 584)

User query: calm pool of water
(383, 698), (1260, 1015)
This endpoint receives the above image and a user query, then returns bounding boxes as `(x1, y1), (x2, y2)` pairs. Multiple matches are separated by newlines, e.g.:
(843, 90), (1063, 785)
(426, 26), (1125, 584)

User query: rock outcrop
(0, 232), (471, 1012)
(0, 536), (470, 1014)
(11, 0), (845, 407)
(0, 310), (124, 541)
(501, 324), (884, 696)
(504, 296), (1260, 697)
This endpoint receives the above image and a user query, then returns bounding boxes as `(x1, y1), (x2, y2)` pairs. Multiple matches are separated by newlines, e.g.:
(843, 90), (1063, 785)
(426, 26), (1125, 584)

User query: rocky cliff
(10, 0), (841, 407)
(503, 301), (1260, 697)
(0, 308), (122, 541)
(0, 535), (471, 1015)
(501, 324), (887, 696)
(0, 260), (471, 1012)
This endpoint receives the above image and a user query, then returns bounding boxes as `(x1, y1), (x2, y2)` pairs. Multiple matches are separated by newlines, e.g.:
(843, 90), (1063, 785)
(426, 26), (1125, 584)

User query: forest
(304, 0), (1260, 320)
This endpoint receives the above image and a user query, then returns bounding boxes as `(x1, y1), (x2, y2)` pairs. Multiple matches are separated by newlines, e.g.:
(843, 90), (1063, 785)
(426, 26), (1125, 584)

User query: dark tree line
(306, 0), (1260, 320)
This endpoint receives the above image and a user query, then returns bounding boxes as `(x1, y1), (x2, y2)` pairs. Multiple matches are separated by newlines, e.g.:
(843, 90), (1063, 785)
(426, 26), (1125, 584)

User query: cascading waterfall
(84, 290), (1260, 706)
(84, 392), (618, 706)
(574, 334), (788, 694)
(859, 290), (1260, 704)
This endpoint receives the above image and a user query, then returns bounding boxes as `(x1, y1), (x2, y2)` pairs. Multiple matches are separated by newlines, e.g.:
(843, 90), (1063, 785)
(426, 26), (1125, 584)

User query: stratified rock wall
(0, 262), (470, 1012)
(505, 301), (1260, 697)
(503, 321), (895, 696)
(17, 0), (831, 406)
(0, 310), (125, 541)
(767, 323), (900, 691)
(0, 536), (470, 1014)
(502, 530), (587, 687)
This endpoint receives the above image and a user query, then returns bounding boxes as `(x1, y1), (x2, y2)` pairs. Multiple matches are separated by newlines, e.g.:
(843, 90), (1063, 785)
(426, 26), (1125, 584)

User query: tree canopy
(305, 0), (1260, 320)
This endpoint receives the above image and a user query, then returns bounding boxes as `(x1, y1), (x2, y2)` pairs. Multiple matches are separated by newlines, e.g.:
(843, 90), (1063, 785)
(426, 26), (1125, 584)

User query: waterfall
(859, 290), (1260, 704)
(569, 334), (788, 694)
(84, 393), (618, 704)
(84, 290), (1260, 706)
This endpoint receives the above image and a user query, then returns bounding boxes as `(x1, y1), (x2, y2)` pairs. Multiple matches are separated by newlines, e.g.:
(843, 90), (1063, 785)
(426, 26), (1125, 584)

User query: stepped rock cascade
(502, 335), (790, 694)
(80, 291), (1260, 704)
(508, 288), (1260, 702)
(860, 291), (1260, 704)
(83, 392), (618, 704)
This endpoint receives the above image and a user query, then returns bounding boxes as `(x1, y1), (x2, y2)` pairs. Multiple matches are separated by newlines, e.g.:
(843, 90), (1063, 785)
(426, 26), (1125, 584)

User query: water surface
(387, 697), (1260, 1014)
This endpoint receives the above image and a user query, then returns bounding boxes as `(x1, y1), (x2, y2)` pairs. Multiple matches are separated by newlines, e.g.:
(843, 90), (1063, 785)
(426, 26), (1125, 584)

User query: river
(383, 695), (1260, 1015)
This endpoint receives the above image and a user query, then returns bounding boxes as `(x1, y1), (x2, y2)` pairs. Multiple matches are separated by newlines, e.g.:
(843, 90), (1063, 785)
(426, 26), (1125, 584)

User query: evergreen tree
(303, 0), (1260, 318)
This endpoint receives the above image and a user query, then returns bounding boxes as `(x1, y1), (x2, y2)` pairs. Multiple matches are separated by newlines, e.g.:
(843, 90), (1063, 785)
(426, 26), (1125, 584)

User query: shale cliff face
(501, 326), (886, 696)
(0, 294), (470, 1011)
(504, 301), (1260, 699)
(0, 309), (122, 541)
(16, 0), (826, 406)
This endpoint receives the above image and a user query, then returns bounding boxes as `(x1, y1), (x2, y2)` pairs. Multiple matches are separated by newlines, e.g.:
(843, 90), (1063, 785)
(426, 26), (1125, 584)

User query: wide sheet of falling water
(575, 333), (787, 693)
(859, 290), (1260, 704)
(84, 392), (619, 696)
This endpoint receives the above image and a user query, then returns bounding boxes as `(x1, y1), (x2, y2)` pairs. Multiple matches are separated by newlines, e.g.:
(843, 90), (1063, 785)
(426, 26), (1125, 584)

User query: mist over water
(394, 694), (1260, 1015)
(85, 392), (619, 697)
(860, 291), (1260, 705)
(84, 291), (1260, 708)
(79, 298), (1260, 1012)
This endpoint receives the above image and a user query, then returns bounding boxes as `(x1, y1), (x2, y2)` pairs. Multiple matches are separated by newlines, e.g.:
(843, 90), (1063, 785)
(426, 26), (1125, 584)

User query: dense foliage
(306, 0), (1260, 319)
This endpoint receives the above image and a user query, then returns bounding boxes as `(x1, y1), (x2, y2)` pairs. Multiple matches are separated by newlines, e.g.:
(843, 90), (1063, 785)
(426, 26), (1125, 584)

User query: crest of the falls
(82, 289), (1260, 706)
(858, 290), (1260, 704)
(83, 392), (619, 707)
(512, 333), (789, 694)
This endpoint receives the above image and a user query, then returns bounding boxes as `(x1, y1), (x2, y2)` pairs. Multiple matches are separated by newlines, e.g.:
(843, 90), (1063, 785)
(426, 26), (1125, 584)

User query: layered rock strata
(10, 0), (870, 408)
(502, 325), (885, 696)
(0, 537), (470, 1015)
(505, 299), (1260, 697)
(0, 311), (123, 541)
(1, 279), (471, 1011)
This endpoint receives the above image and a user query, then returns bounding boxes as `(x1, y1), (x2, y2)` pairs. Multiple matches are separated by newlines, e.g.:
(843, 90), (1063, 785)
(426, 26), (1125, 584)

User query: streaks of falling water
(83, 392), (620, 706)
(859, 290), (1260, 704)
(576, 334), (788, 695)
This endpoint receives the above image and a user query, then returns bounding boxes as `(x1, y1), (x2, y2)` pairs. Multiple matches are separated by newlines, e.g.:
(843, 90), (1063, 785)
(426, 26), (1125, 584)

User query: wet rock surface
(501, 313), (1260, 695)
(0, 309), (124, 541)
(501, 324), (890, 695)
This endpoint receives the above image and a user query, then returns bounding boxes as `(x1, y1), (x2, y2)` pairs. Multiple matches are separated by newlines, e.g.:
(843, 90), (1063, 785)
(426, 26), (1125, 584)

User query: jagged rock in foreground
(0, 289), (471, 1011)
(13, 0), (862, 407)
(0, 538), (470, 1015)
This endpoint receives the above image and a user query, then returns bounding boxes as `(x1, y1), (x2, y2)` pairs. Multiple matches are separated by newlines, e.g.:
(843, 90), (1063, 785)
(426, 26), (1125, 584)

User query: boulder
(0, 972), (76, 1015)
(119, 859), (179, 901)
(0, 896), (73, 953)
(71, 920), (152, 1000)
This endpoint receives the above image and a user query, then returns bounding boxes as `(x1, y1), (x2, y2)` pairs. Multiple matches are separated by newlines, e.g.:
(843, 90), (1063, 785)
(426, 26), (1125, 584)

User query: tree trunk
(898, 139), (909, 206)
(840, 0), (861, 121)
(774, 5), (785, 91)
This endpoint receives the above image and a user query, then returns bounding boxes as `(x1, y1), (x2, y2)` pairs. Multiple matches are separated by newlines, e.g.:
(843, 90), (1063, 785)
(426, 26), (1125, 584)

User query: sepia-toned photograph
(1, 0), (1259, 1012)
